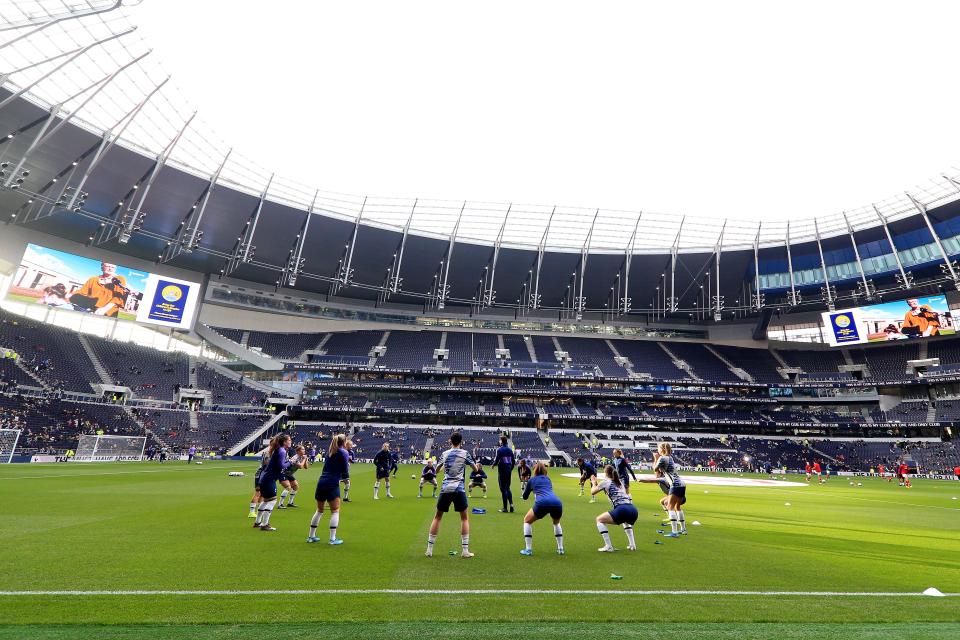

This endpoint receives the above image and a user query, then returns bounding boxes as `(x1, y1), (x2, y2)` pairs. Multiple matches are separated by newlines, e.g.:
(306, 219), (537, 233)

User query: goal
(0, 429), (21, 463)
(74, 434), (146, 462)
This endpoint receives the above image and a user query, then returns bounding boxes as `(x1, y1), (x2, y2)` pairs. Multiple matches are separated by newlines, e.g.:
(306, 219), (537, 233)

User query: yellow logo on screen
(161, 285), (183, 302)
(834, 314), (851, 328)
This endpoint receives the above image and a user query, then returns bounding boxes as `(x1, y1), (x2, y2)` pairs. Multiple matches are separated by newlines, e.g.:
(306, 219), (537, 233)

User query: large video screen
(7, 244), (201, 330)
(822, 295), (956, 347)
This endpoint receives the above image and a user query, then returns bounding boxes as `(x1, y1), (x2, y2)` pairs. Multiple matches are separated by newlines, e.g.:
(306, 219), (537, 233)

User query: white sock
(553, 523), (564, 551)
(624, 524), (636, 547)
(374, 482), (379, 499)
(418, 482), (424, 496)
(343, 482), (350, 499)
(279, 489), (289, 506)
(597, 522), (612, 548)
(309, 510), (323, 537)
(249, 502), (256, 512)
(426, 533), (436, 553)
(255, 503), (266, 524)
(329, 511), (340, 541)
(261, 499), (277, 526)
(386, 481), (392, 496)
(288, 490), (297, 506)
(677, 509), (686, 532)
(461, 534), (470, 554)
(523, 522), (533, 551)
(668, 510), (679, 534)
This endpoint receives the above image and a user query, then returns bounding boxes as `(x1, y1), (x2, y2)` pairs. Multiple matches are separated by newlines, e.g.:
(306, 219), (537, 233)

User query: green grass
(1, 461), (959, 638)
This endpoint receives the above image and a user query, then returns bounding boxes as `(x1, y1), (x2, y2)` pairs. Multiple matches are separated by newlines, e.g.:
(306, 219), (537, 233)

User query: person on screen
(70, 262), (128, 317)
(36, 283), (72, 309)
(902, 298), (940, 337)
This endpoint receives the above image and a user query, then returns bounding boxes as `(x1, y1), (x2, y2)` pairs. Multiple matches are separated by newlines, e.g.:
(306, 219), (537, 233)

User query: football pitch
(1, 461), (959, 639)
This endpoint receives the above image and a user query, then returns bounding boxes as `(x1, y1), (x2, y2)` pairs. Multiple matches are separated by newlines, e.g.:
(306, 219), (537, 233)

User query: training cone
(704, 490), (709, 494)
(784, 502), (791, 506)
(922, 587), (945, 597)
(691, 520), (701, 526)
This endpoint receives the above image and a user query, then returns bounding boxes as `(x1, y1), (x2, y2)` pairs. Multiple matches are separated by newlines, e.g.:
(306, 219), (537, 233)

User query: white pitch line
(0, 589), (955, 597)
(0, 467), (222, 481)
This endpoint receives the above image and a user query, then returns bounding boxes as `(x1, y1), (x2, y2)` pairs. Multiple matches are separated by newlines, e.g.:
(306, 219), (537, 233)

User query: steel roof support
(483, 204), (511, 308)
(752, 223), (764, 310)
(619, 213), (641, 315)
(162, 147), (232, 264)
(340, 196), (366, 288)
(573, 209), (599, 320)
(842, 212), (874, 300)
(906, 192), (959, 289)
(668, 217), (684, 313)
(530, 206), (556, 310)
(712, 220), (726, 320)
(116, 111), (195, 244)
(66, 77), (170, 212)
(388, 200), (417, 295)
(435, 201), (465, 309)
(283, 189), (318, 287)
(872, 204), (912, 289)
(3, 50), (149, 189)
(0, 0), (122, 36)
(225, 173), (274, 276)
(813, 219), (834, 310)
(785, 222), (800, 306)
(1, 104), (59, 189)
(0, 27), (137, 111)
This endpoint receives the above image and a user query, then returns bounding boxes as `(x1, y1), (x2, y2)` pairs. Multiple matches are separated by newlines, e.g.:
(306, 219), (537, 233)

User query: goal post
(74, 434), (147, 462)
(0, 429), (21, 463)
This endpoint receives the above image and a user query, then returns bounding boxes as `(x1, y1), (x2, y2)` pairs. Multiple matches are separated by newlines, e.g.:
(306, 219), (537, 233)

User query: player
(654, 442), (687, 537)
(492, 434), (516, 513)
(812, 460), (823, 484)
(341, 446), (355, 502)
(248, 447), (270, 518)
(576, 457), (598, 502)
(804, 460), (812, 482)
(519, 462), (564, 555)
(373, 443), (394, 500)
(254, 433), (291, 531)
(877, 463), (886, 480)
(708, 457), (717, 474)
(898, 461), (911, 488)
(517, 458), (532, 495)
(468, 465), (488, 498)
(613, 449), (637, 494)
(425, 432), (480, 558)
(390, 447), (400, 477)
(278, 445), (309, 508)
(307, 434), (352, 545)
(590, 464), (638, 551)
(187, 445), (196, 464)
(419, 459), (439, 498)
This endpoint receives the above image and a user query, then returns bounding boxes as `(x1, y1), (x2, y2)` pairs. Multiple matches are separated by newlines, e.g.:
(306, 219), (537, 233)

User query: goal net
(74, 434), (146, 462)
(0, 429), (21, 463)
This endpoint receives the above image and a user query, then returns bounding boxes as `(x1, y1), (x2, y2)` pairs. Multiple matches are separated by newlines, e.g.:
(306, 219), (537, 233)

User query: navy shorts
(436, 491), (469, 513)
(533, 501), (563, 520)
(280, 473), (296, 484)
(254, 469), (264, 490)
(314, 481), (341, 502)
(608, 504), (639, 525)
(669, 485), (686, 501)
(422, 475), (437, 483)
(260, 478), (278, 501)
(342, 470), (350, 481)
(580, 472), (596, 483)
(376, 468), (391, 480)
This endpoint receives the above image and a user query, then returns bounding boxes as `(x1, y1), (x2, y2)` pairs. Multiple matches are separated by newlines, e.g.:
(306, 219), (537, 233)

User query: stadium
(0, 1), (959, 639)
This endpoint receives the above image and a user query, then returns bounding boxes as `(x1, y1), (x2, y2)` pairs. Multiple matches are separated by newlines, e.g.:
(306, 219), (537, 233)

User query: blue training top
(522, 474), (561, 506)
(492, 445), (515, 474)
(317, 447), (350, 486)
(261, 446), (289, 480)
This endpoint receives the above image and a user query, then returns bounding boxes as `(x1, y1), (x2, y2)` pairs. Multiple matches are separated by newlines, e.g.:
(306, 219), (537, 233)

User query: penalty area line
(0, 589), (955, 597)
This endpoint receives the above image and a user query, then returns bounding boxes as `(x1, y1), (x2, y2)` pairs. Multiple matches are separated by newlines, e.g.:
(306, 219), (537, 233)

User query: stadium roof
(3, 0), (960, 256)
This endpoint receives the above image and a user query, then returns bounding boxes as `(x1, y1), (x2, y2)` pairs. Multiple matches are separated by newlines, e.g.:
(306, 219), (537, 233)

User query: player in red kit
(805, 461), (812, 482)
(812, 461), (823, 484)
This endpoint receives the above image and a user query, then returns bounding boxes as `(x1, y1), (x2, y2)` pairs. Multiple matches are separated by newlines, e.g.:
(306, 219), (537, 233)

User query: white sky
(129, 0), (960, 222)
